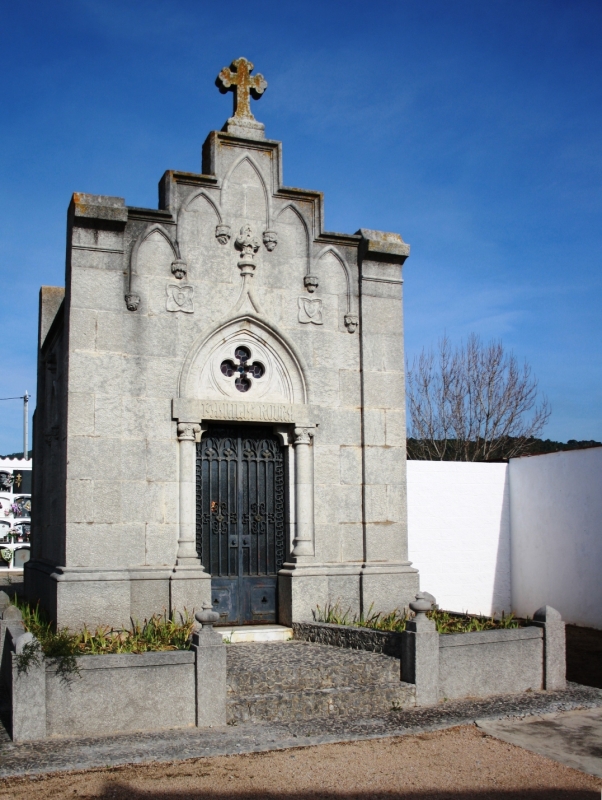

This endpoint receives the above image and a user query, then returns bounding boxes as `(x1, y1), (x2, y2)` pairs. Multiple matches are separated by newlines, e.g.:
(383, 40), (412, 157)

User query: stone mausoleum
(27, 58), (420, 629)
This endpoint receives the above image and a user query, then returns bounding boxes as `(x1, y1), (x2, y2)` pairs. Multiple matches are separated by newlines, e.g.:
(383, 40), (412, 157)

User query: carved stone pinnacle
(235, 224), (261, 270)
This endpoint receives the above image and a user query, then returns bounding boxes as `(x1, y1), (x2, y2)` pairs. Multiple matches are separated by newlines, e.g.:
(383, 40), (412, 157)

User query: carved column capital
(177, 422), (201, 442)
(294, 427), (314, 446)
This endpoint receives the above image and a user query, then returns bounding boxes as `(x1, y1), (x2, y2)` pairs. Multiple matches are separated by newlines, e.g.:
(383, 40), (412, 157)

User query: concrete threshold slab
(477, 706), (602, 779)
(216, 624), (293, 643)
(0, 684), (600, 779)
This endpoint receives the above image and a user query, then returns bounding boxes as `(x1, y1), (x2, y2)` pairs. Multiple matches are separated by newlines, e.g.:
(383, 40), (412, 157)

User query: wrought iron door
(196, 426), (285, 625)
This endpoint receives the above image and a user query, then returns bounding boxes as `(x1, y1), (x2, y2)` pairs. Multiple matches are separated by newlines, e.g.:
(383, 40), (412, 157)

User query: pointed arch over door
(179, 313), (309, 405)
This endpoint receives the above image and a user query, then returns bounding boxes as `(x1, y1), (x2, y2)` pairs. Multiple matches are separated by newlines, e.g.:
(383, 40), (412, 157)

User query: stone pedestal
(192, 609), (227, 727)
(531, 605), (566, 690)
(401, 595), (439, 706)
(170, 569), (212, 618)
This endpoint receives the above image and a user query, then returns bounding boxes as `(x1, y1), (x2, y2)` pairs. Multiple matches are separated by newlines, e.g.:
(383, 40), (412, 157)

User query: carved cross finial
(216, 57), (267, 123)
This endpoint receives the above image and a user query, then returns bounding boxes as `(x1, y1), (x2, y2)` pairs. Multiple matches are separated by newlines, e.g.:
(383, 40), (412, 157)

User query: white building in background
(0, 457), (31, 573)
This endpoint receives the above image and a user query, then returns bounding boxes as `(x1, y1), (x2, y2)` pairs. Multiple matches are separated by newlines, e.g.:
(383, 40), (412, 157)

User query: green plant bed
(10, 601), (194, 677)
(314, 602), (523, 635)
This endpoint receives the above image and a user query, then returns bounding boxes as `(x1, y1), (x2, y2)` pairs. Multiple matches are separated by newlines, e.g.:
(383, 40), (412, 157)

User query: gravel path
(0, 725), (600, 799)
(0, 683), (600, 779)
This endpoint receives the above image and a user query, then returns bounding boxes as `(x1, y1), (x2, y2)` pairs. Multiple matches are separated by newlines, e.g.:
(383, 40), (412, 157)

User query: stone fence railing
(0, 593), (226, 742)
(293, 594), (566, 706)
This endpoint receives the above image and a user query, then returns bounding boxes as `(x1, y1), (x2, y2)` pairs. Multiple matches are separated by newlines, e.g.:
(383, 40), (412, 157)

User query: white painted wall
(510, 447), (602, 630)
(407, 461), (511, 616)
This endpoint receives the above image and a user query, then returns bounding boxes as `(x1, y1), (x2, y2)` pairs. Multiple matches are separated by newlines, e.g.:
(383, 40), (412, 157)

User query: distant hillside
(407, 438), (602, 461)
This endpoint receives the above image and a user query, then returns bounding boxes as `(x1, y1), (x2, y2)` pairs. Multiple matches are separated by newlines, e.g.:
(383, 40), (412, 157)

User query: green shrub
(314, 601), (521, 634)
(11, 600), (194, 677)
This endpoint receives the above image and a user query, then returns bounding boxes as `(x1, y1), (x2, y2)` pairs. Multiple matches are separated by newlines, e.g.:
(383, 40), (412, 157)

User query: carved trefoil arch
(314, 246), (359, 333)
(125, 223), (183, 311)
(275, 203), (311, 277)
(179, 314), (309, 406)
(177, 190), (232, 246)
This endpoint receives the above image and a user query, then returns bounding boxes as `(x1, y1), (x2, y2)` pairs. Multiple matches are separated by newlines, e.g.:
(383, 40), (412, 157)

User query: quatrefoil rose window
(220, 346), (265, 393)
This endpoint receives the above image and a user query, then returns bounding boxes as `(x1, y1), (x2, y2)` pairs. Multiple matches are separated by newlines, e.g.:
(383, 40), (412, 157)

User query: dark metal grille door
(196, 426), (285, 625)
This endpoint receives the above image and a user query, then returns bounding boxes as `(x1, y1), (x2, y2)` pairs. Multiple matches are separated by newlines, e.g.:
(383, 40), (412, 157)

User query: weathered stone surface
(438, 627), (544, 700)
(531, 605), (566, 690)
(44, 651), (195, 738)
(11, 645), (47, 742)
(29, 62), (419, 630)
(403, 613), (439, 706)
(193, 629), (227, 727)
(226, 641), (414, 723)
(293, 621), (404, 658)
(1, 684), (601, 777)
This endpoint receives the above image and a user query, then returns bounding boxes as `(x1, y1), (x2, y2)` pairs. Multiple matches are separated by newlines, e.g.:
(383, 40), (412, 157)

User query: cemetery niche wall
(26, 58), (420, 630)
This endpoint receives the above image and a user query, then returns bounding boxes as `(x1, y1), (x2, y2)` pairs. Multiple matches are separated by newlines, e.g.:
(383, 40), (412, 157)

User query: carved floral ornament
(177, 422), (201, 441)
(215, 222), (277, 253)
(298, 298), (358, 332)
(166, 284), (194, 313)
(235, 224), (261, 268)
(298, 297), (323, 325)
(294, 427), (314, 446)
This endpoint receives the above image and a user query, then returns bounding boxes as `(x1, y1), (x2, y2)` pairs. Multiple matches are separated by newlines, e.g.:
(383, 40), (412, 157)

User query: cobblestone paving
(227, 641), (414, 723)
(0, 683), (600, 778)
(227, 641), (402, 693)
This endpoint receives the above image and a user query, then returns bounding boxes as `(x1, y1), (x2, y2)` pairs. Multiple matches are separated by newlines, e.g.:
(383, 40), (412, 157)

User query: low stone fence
(293, 621), (404, 658)
(0, 594), (226, 742)
(294, 599), (566, 706)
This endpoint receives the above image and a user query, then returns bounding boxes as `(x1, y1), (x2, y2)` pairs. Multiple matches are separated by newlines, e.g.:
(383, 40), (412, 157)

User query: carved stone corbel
(215, 224), (231, 245)
(125, 293), (141, 312)
(304, 274), (319, 293)
(344, 313), (359, 333)
(262, 230), (278, 251)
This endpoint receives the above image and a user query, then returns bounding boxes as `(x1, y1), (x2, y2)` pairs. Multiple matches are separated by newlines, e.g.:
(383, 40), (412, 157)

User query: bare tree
(406, 334), (551, 461)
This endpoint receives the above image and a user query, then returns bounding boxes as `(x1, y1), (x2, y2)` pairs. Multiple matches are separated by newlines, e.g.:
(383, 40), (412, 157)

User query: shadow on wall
(566, 624), (602, 689)
(509, 447), (602, 630)
(492, 467), (511, 617)
(406, 461), (511, 617)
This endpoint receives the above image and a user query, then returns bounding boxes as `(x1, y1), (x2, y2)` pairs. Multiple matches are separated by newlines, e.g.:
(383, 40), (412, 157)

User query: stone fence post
(401, 593), (439, 706)
(1, 603), (25, 687)
(1, 604), (48, 742)
(191, 604), (226, 727)
(529, 605), (566, 690)
(11, 630), (47, 742)
(0, 590), (13, 669)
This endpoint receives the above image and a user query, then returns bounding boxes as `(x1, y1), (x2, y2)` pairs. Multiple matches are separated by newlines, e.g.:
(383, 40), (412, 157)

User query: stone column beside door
(170, 422), (211, 616)
(292, 426), (315, 558)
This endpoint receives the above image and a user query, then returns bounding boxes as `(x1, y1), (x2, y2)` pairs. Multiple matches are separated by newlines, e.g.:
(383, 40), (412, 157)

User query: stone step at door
(226, 640), (416, 724)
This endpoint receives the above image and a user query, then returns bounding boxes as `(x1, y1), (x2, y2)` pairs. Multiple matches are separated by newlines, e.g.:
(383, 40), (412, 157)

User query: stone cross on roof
(216, 57), (268, 140)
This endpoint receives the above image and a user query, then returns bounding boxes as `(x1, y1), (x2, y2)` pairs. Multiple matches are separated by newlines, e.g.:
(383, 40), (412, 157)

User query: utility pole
(23, 391), (29, 460)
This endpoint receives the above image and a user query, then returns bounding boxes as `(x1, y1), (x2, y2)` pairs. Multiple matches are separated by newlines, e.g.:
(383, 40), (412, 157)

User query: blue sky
(1, 0), (601, 451)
